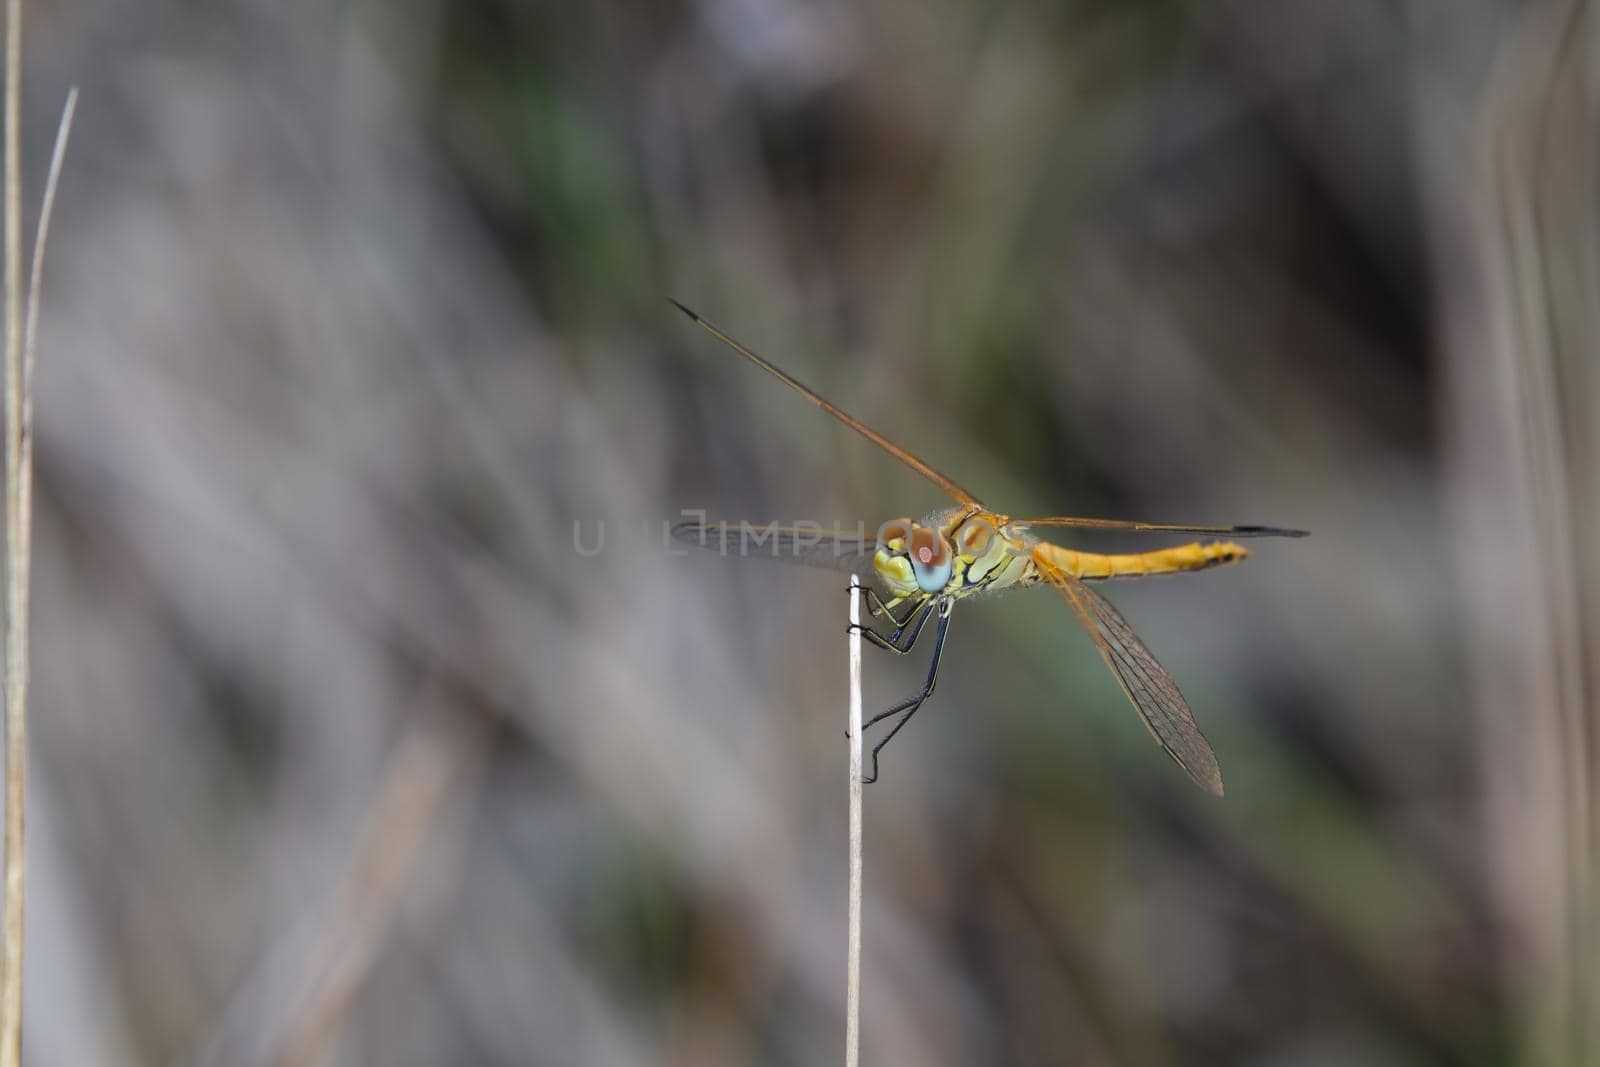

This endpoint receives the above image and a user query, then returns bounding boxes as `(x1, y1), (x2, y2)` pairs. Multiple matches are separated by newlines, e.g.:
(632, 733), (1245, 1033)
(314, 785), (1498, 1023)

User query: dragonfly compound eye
(875, 518), (914, 557)
(908, 525), (953, 592)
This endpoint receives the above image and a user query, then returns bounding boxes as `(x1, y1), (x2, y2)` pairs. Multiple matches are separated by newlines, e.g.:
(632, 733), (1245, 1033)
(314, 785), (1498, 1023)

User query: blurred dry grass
(5, 0), (1597, 1063)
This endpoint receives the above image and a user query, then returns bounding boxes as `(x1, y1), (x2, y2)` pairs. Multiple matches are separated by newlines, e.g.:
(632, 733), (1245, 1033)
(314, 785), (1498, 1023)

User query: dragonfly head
(874, 518), (953, 595)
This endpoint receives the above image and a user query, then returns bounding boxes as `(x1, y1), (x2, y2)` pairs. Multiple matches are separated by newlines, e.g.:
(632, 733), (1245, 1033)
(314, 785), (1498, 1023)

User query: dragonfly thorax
(873, 510), (1035, 599)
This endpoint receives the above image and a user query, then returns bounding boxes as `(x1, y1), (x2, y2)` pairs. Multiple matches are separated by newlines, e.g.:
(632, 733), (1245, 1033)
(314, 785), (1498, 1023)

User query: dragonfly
(670, 300), (1306, 794)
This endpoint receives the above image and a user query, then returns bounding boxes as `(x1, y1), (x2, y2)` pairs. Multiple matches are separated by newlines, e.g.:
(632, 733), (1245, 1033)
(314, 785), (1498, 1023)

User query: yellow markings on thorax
(1032, 540), (1249, 581)
(952, 513), (1010, 584)
(872, 509), (1037, 603)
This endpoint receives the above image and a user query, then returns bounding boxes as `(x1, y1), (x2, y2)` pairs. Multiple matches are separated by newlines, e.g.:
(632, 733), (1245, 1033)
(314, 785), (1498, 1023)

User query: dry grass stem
(0, 76), (77, 1065)
(0, 0), (21, 1058)
(846, 578), (863, 1067)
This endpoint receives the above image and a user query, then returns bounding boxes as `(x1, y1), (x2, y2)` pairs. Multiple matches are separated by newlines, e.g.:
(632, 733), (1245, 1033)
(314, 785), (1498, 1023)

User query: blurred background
(12, 0), (1600, 1063)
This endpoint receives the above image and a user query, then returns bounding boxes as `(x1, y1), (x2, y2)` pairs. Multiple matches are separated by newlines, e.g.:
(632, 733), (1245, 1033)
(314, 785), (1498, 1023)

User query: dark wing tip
(1178, 749), (1226, 796)
(667, 298), (701, 322)
(1235, 525), (1311, 539)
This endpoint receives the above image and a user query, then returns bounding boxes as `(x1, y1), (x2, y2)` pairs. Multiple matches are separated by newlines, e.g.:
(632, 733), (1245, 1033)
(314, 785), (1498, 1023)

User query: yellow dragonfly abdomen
(1033, 539), (1250, 581)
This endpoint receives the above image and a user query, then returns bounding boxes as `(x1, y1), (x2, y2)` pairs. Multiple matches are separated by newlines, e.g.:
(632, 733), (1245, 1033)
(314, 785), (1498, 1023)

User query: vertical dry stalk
(0, 8), (72, 1049)
(0, 0), (25, 1057)
(845, 579), (863, 1067)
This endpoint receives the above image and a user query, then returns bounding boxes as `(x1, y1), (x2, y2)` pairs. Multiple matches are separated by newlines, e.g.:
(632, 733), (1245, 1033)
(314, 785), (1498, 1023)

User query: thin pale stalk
(0, 73), (72, 1066)
(845, 578), (863, 1067)
(0, 0), (23, 1057)
(18, 95), (75, 676)
(24, 90), (75, 395)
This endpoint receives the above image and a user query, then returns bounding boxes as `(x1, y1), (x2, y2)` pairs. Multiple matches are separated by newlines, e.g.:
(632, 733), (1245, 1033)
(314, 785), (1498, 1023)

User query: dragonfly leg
(861, 610), (952, 784)
(851, 597), (934, 656)
(848, 582), (912, 627)
(846, 600), (939, 740)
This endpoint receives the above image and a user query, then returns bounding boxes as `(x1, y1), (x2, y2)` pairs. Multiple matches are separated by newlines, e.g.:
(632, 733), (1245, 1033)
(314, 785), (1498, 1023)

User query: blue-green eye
(907, 526), (953, 592)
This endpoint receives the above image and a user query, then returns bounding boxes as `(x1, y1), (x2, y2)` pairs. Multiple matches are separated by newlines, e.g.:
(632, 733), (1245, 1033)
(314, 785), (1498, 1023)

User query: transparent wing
(1038, 557), (1225, 795)
(1018, 516), (1308, 538)
(670, 300), (981, 507)
(672, 520), (880, 577)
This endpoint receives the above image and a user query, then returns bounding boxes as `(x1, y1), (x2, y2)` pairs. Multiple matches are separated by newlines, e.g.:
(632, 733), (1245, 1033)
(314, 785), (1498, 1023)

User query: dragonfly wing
(673, 521), (881, 578)
(1039, 559), (1225, 795)
(1018, 516), (1308, 538)
(670, 301), (981, 507)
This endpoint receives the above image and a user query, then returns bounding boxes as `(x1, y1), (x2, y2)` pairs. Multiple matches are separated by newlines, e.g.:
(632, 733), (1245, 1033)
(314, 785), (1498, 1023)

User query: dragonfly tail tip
(667, 298), (700, 322)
